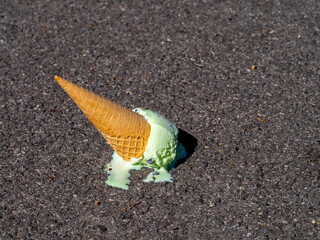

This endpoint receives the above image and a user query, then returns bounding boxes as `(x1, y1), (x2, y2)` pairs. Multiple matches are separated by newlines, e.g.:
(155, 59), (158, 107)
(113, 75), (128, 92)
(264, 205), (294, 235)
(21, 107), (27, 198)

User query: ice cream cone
(54, 75), (151, 161)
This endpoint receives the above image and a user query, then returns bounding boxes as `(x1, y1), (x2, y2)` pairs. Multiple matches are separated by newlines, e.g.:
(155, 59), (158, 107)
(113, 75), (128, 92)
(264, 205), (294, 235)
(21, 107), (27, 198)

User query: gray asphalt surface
(1, 0), (319, 239)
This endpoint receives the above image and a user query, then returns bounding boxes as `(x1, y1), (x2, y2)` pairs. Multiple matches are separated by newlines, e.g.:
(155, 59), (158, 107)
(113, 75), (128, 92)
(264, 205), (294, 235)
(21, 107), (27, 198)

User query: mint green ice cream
(104, 108), (186, 190)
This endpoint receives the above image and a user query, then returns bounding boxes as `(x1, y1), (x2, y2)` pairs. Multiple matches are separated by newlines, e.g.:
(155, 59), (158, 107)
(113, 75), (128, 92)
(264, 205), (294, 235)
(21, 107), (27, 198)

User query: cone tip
(54, 75), (64, 83)
(54, 75), (72, 89)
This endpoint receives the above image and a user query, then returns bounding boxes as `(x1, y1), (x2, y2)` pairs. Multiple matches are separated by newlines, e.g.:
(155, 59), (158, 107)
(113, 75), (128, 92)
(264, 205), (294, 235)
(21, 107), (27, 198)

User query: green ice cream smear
(105, 108), (186, 190)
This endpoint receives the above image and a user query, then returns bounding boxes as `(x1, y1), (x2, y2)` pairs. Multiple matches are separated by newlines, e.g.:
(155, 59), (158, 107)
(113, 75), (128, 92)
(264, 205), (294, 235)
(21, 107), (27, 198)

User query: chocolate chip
(147, 158), (154, 164)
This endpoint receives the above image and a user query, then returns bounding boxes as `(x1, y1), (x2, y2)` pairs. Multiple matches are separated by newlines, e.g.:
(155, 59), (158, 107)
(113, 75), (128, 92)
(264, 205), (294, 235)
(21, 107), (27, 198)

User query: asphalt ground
(1, 0), (319, 239)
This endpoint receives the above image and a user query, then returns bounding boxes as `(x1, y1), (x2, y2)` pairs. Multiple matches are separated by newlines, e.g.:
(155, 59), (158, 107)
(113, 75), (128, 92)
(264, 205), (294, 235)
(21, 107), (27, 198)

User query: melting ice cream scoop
(55, 75), (186, 189)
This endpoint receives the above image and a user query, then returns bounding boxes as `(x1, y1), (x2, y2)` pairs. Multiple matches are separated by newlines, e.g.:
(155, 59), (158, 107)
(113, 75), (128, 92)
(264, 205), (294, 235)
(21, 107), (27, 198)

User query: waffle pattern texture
(55, 76), (151, 161)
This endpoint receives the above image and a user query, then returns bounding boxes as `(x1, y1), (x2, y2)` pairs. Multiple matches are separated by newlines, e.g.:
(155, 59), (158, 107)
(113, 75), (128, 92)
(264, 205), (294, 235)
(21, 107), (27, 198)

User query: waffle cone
(54, 75), (151, 161)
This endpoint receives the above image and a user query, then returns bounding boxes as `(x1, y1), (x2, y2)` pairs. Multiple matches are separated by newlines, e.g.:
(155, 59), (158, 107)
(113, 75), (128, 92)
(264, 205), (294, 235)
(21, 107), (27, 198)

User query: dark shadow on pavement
(170, 128), (197, 169)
